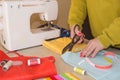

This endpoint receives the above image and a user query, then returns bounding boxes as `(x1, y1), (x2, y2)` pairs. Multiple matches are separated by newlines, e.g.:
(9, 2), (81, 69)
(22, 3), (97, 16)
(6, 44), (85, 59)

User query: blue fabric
(61, 51), (120, 80)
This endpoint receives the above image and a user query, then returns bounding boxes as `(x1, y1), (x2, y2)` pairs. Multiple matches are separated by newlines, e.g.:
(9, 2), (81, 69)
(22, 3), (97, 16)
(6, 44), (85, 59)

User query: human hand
(70, 24), (79, 38)
(81, 38), (104, 58)
(70, 24), (84, 43)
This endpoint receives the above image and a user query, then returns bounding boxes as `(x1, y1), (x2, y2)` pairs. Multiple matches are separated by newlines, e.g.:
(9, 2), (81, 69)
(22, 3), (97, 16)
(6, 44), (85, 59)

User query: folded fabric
(0, 50), (57, 80)
(61, 51), (120, 80)
(42, 37), (86, 54)
(41, 72), (79, 80)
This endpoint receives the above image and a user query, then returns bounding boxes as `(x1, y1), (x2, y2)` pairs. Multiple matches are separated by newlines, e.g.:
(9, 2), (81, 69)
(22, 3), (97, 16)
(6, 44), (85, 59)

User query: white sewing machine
(0, 0), (60, 51)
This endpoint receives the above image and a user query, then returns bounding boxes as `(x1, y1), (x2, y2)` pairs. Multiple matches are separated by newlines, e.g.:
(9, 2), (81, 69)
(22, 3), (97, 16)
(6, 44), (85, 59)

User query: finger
(70, 30), (74, 38)
(91, 48), (99, 58)
(77, 38), (84, 44)
(83, 40), (92, 51)
(82, 40), (93, 57)
(82, 41), (91, 56)
(85, 45), (96, 57)
(70, 25), (76, 38)
(85, 41), (99, 57)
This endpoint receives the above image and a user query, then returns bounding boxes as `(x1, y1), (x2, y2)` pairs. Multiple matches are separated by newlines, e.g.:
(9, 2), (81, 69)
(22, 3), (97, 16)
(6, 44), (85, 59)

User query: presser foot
(38, 22), (53, 31)
(41, 26), (53, 31)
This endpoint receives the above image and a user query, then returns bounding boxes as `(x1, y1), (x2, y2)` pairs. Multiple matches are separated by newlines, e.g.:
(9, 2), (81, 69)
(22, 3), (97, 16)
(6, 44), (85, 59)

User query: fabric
(41, 73), (79, 80)
(42, 37), (86, 54)
(0, 50), (57, 80)
(61, 51), (120, 80)
(68, 0), (120, 48)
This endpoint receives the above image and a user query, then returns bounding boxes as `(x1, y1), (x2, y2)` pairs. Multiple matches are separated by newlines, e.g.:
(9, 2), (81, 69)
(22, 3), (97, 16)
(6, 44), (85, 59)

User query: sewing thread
(27, 58), (40, 66)
(2, 60), (13, 71)
(74, 67), (86, 75)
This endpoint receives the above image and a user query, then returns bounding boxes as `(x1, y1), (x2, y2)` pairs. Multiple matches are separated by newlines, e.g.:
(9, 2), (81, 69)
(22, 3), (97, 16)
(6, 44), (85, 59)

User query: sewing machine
(0, 0), (60, 51)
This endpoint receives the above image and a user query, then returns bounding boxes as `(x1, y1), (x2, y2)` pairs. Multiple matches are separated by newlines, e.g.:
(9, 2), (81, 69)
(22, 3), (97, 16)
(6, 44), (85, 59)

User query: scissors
(62, 24), (85, 54)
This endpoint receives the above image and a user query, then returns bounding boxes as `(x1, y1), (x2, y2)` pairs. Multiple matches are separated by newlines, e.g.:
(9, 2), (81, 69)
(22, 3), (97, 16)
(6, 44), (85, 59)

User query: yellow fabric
(42, 37), (86, 55)
(68, 0), (120, 48)
(65, 73), (79, 80)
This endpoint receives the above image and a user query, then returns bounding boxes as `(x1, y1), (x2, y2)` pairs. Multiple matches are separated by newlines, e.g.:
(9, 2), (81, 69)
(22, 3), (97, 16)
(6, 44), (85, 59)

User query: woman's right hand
(70, 24), (84, 43)
(70, 24), (81, 38)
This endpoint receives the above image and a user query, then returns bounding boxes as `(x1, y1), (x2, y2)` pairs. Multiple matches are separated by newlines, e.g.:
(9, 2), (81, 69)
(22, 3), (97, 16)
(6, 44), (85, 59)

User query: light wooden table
(1, 43), (120, 80)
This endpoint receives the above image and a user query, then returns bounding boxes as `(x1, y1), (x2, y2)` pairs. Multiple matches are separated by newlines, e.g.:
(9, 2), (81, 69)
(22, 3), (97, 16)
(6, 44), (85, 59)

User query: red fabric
(0, 50), (57, 80)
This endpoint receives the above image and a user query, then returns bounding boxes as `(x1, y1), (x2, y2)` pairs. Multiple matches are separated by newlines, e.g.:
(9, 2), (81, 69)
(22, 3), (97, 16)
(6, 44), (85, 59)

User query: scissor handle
(62, 24), (84, 54)
(72, 34), (80, 43)
(73, 24), (81, 34)
(73, 24), (85, 43)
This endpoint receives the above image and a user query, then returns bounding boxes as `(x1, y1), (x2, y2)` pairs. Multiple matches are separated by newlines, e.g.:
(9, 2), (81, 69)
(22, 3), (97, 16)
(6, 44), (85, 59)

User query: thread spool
(0, 60), (8, 66)
(27, 58), (40, 66)
(2, 60), (13, 71)
(74, 67), (86, 75)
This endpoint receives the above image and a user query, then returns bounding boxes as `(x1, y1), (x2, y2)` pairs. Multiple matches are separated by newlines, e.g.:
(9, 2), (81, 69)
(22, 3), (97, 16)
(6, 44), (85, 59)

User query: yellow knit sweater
(68, 0), (120, 48)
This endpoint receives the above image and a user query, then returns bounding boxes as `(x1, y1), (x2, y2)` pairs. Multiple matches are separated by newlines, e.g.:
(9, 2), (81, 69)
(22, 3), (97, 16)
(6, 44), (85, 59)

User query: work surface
(0, 44), (120, 80)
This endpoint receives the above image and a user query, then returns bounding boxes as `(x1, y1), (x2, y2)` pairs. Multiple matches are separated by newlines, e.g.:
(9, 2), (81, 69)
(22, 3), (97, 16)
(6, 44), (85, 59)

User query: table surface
(0, 43), (120, 80)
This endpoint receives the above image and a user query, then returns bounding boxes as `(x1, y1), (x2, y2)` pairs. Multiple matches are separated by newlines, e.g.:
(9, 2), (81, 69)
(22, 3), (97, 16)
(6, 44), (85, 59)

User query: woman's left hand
(82, 38), (104, 58)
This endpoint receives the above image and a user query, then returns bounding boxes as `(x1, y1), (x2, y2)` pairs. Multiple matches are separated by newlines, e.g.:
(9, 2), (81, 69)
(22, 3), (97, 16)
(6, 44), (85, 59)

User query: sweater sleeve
(97, 17), (120, 48)
(68, 0), (87, 29)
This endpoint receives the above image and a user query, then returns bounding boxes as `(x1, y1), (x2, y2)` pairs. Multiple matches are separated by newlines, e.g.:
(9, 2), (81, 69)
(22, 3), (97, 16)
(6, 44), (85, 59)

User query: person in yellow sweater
(68, 0), (120, 58)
